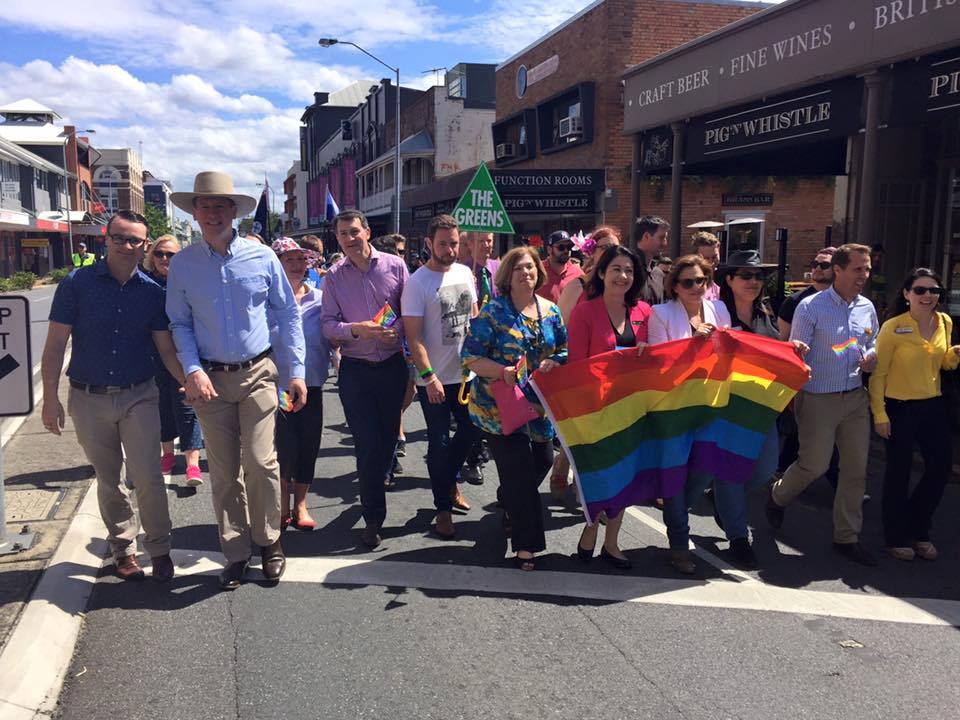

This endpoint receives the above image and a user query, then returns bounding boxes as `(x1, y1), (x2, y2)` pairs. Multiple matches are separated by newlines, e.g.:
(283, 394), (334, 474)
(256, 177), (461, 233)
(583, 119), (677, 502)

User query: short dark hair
(636, 215), (669, 239)
(300, 234), (323, 252)
(832, 243), (871, 269)
(893, 267), (943, 316)
(371, 235), (400, 256)
(665, 254), (714, 300)
(106, 210), (148, 237)
(334, 209), (369, 230)
(584, 245), (646, 307)
(815, 247), (837, 258)
(691, 231), (719, 249)
(427, 214), (459, 240)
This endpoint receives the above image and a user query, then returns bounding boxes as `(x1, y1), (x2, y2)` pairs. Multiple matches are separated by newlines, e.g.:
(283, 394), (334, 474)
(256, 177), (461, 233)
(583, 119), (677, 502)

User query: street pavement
(18, 377), (956, 720)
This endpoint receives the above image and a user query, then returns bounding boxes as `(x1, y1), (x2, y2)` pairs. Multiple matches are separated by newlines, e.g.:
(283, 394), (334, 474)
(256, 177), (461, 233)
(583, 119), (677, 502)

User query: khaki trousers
(772, 388), (870, 544)
(194, 357), (281, 563)
(68, 380), (171, 559)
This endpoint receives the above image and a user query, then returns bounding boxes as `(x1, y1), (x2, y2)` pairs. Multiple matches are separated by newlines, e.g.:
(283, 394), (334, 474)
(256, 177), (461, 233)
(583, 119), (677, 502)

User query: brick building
(487, 0), (837, 275)
(92, 148), (144, 215)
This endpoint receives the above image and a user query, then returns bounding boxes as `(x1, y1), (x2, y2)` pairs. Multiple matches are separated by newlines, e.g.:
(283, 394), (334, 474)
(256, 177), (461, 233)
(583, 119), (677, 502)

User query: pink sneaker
(186, 465), (204, 487)
(160, 452), (175, 475)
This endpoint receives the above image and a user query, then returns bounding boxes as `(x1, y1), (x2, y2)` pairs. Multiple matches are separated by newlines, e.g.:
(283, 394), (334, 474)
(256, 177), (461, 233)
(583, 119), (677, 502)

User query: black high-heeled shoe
(576, 542), (594, 563)
(601, 546), (632, 571)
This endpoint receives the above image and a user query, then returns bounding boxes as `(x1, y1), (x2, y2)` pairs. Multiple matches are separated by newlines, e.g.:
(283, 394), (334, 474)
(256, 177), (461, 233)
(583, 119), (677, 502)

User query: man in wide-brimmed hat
(166, 170), (306, 589)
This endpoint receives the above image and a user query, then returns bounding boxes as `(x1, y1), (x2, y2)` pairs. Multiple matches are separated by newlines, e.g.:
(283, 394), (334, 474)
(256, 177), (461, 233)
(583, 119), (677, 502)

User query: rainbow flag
(515, 354), (530, 388)
(373, 302), (398, 328)
(529, 330), (809, 524)
(278, 390), (293, 412)
(831, 337), (859, 356)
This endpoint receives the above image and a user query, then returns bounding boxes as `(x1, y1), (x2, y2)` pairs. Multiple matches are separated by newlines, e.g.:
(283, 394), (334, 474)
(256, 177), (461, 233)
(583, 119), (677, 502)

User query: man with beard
(537, 230), (583, 303)
(401, 215), (478, 538)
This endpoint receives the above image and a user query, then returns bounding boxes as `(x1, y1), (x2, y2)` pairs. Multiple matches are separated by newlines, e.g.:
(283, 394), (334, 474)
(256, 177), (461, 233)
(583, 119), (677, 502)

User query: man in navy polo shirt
(41, 210), (186, 582)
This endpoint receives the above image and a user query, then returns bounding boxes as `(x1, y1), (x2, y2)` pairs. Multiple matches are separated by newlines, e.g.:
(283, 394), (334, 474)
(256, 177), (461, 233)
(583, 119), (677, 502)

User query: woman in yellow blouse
(869, 268), (960, 561)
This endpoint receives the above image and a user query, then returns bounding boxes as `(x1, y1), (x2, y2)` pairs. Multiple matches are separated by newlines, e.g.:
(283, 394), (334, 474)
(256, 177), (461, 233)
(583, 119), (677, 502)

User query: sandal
(913, 541), (938, 561)
(293, 511), (318, 531)
(513, 553), (536, 572)
(281, 514), (292, 531)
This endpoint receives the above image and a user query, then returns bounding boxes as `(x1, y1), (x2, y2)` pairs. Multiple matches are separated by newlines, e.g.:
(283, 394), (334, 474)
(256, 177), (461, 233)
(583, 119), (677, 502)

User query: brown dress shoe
(434, 511), (455, 539)
(260, 540), (286, 581)
(115, 554), (145, 580)
(151, 553), (175, 582)
(669, 549), (696, 575)
(220, 559), (249, 590)
(451, 485), (471, 512)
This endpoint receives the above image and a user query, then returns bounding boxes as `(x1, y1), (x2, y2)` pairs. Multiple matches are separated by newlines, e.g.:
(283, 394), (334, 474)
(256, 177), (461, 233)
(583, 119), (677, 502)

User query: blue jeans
(155, 367), (203, 451)
(417, 384), (478, 512)
(338, 354), (407, 528)
(663, 426), (779, 547)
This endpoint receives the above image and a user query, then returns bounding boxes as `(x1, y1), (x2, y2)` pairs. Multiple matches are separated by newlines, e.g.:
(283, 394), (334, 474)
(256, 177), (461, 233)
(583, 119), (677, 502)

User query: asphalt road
(49, 379), (960, 720)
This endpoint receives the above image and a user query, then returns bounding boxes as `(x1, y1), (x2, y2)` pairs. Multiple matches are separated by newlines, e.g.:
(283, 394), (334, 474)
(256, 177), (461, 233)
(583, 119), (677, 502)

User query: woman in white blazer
(647, 254), (731, 575)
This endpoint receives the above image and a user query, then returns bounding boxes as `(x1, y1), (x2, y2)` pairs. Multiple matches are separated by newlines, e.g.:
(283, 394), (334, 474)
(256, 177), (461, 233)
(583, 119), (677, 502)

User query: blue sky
(0, 0), (776, 211)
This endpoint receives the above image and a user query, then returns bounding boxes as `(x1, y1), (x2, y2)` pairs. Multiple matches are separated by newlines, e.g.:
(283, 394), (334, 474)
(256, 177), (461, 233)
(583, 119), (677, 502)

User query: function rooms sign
(0, 296), (33, 417)
(452, 164), (516, 235)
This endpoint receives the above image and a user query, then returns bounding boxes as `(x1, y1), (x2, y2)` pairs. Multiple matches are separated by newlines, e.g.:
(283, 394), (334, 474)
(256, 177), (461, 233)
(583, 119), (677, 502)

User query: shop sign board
(723, 193), (774, 207)
(624, 0), (960, 133)
(686, 79), (862, 163)
(491, 169), (605, 195)
(889, 51), (960, 126)
(0, 296), (33, 417)
(20, 238), (50, 248)
(451, 164), (515, 234)
(503, 194), (596, 215)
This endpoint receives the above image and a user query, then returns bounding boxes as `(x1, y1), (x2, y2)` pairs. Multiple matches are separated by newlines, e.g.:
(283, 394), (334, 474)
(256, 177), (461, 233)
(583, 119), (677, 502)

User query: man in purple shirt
(321, 209), (409, 548)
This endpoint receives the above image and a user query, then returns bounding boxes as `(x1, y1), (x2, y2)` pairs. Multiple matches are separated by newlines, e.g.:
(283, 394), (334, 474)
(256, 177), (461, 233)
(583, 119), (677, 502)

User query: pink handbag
(490, 379), (539, 435)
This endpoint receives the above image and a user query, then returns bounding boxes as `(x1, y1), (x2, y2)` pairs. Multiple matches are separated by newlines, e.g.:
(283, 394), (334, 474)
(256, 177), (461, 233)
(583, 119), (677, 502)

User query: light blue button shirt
(166, 234), (305, 379)
(789, 285), (879, 394)
(271, 284), (330, 388)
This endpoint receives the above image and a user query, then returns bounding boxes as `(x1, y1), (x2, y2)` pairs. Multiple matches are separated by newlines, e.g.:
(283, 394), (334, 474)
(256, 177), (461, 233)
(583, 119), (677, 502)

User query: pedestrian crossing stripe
(451, 164), (515, 235)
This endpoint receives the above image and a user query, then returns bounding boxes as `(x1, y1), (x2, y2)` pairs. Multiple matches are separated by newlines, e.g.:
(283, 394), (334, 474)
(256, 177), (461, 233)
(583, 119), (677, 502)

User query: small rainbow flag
(831, 337), (859, 356)
(530, 330), (809, 524)
(278, 390), (293, 412)
(373, 302), (398, 328)
(515, 354), (530, 388)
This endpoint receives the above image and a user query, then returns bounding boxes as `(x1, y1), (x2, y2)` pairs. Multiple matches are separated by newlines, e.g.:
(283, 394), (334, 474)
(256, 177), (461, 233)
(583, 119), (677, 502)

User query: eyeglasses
(910, 286), (943, 296)
(810, 261), (832, 270)
(152, 250), (176, 259)
(735, 271), (765, 281)
(109, 234), (147, 247)
(676, 276), (707, 289)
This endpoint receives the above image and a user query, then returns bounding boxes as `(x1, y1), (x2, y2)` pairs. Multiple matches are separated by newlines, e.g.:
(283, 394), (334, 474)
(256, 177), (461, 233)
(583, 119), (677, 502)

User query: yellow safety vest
(72, 252), (95, 268)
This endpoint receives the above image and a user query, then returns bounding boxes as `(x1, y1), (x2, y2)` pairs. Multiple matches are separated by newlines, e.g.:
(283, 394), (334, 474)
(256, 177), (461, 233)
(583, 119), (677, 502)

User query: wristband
(419, 367), (435, 379)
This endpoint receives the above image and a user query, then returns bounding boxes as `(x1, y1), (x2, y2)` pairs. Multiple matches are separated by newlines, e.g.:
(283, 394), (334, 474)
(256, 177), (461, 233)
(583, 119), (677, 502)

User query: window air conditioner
(559, 116), (584, 139)
(495, 143), (517, 160)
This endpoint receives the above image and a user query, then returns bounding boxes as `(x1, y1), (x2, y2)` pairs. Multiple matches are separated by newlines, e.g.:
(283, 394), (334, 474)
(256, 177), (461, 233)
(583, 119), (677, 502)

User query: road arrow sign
(451, 164), (515, 235)
(0, 296), (33, 417)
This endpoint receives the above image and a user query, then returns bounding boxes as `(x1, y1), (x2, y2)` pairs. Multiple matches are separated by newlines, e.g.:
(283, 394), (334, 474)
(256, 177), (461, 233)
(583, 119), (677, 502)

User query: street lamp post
(319, 38), (401, 234)
(59, 128), (95, 261)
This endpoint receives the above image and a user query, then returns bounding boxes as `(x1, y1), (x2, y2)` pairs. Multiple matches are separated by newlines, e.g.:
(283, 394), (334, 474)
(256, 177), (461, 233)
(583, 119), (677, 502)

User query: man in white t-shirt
(401, 214), (478, 538)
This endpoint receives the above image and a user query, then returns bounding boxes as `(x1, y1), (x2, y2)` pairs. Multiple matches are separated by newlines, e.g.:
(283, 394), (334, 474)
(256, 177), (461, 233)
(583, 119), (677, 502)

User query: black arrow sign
(0, 353), (20, 381)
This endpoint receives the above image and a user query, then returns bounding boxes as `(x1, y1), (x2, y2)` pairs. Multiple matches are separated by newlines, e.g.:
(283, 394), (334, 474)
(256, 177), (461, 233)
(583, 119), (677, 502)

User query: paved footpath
(3, 376), (960, 720)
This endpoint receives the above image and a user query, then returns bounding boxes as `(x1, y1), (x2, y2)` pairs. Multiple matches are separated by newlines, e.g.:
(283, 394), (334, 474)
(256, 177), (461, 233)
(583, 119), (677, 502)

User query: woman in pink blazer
(567, 246), (652, 570)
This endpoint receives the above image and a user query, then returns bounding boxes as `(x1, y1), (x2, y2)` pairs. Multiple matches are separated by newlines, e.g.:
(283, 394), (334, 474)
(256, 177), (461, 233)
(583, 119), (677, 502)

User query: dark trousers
(882, 397), (952, 547)
(275, 386), (324, 485)
(338, 354), (407, 528)
(484, 431), (553, 554)
(417, 384), (478, 512)
(155, 367), (203, 450)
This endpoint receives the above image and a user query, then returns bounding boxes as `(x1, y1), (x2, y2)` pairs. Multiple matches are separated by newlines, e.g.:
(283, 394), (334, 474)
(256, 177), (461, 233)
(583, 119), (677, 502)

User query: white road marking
(163, 548), (960, 627)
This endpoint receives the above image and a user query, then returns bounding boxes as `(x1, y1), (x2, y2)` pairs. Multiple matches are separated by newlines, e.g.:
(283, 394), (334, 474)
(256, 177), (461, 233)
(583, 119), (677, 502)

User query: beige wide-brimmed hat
(170, 171), (257, 218)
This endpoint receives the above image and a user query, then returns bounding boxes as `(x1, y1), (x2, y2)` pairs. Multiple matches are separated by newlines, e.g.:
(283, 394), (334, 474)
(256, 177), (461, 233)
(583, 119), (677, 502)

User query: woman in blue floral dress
(461, 246), (567, 571)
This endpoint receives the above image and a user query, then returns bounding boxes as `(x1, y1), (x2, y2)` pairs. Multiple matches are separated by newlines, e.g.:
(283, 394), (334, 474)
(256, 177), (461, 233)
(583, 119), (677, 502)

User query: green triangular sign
(451, 164), (515, 234)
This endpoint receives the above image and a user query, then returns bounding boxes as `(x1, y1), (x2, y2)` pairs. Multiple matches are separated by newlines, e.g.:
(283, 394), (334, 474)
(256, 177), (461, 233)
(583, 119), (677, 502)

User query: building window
(93, 166), (121, 213)
(492, 109), (537, 167)
(725, 212), (767, 256)
(0, 161), (20, 204)
(536, 82), (594, 155)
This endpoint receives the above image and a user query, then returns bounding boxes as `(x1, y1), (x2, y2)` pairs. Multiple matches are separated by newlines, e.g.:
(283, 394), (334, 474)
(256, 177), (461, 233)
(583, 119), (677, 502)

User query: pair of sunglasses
(677, 276), (707, 289)
(810, 261), (832, 270)
(553, 243), (573, 251)
(152, 250), (176, 259)
(735, 271), (765, 281)
(910, 286), (943, 296)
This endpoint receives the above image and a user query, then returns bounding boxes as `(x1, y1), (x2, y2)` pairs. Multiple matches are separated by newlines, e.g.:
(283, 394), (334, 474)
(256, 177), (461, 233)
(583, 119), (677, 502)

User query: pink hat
(272, 237), (321, 268)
